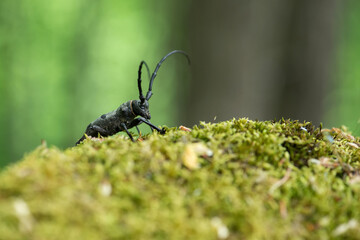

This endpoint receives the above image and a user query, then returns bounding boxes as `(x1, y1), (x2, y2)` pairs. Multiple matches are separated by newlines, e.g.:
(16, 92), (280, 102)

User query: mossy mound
(1, 118), (360, 239)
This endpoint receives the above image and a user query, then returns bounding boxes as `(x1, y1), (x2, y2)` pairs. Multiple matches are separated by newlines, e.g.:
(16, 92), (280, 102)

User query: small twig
(269, 168), (292, 194)
(279, 200), (288, 219)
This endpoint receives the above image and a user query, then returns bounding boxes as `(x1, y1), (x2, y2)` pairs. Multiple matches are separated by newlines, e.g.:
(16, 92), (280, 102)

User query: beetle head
(133, 99), (151, 120)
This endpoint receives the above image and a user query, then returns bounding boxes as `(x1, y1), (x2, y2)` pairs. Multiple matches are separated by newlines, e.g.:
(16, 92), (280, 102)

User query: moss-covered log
(1, 119), (360, 239)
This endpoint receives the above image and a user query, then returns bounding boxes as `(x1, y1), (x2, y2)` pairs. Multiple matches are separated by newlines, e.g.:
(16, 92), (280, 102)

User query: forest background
(0, 0), (359, 166)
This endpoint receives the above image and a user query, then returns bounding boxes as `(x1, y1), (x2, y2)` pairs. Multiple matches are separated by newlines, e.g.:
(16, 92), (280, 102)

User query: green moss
(1, 118), (360, 239)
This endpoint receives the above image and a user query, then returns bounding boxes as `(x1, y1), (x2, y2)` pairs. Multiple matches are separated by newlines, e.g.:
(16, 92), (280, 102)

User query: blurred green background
(0, 0), (359, 166)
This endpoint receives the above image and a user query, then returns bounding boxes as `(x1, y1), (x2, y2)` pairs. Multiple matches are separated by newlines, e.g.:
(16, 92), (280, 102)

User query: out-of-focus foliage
(327, 1), (360, 137)
(1, 119), (360, 239)
(0, 0), (189, 166)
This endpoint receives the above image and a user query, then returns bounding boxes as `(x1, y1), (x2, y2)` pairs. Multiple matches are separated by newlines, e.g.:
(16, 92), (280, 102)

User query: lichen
(1, 118), (360, 239)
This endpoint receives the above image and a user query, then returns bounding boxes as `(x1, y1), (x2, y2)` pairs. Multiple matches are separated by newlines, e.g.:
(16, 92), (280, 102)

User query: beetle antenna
(138, 60), (150, 102)
(145, 50), (190, 100)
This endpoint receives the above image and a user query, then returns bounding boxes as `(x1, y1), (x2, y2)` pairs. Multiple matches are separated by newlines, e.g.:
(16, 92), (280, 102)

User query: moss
(1, 118), (360, 239)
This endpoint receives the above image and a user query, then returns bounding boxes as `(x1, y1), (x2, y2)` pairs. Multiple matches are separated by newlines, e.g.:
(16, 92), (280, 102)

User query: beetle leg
(120, 123), (135, 142)
(76, 124), (110, 145)
(133, 117), (165, 135)
(135, 126), (142, 137)
(90, 124), (110, 137)
(75, 135), (86, 145)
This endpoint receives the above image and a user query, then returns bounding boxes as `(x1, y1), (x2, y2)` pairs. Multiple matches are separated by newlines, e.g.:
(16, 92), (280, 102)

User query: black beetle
(76, 50), (190, 145)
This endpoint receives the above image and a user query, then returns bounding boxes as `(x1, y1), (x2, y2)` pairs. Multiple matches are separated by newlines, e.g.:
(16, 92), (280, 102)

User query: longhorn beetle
(75, 50), (190, 145)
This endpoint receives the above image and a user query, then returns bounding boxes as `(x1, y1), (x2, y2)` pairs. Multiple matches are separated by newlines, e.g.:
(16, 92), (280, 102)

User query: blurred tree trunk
(184, 0), (341, 126)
